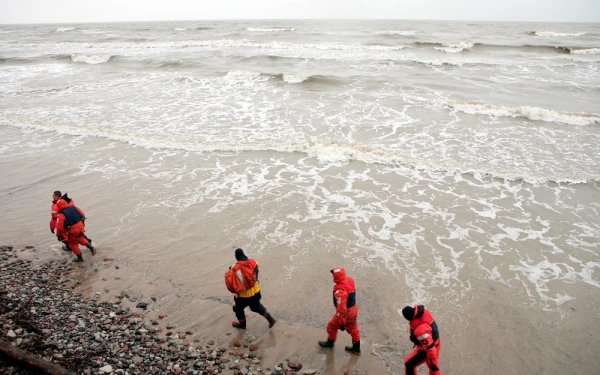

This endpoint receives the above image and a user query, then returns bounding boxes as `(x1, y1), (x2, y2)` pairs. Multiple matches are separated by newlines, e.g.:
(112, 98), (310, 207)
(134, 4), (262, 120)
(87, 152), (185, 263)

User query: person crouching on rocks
(318, 267), (361, 354)
(227, 248), (276, 329)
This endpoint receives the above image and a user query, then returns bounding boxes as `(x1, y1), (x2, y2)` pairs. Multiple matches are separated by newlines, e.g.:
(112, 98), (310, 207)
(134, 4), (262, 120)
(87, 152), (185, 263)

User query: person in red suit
(402, 305), (442, 375)
(318, 267), (361, 354)
(50, 191), (93, 251)
(55, 197), (96, 262)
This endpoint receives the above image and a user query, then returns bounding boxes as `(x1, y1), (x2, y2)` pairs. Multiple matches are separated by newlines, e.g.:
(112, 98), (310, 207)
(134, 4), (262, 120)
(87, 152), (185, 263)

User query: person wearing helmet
(318, 267), (361, 354)
(402, 305), (442, 375)
(55, 197), (96, 262)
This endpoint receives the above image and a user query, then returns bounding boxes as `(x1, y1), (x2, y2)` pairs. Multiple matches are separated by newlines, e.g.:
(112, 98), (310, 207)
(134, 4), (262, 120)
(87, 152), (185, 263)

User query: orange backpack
(225, 260), (257, 294)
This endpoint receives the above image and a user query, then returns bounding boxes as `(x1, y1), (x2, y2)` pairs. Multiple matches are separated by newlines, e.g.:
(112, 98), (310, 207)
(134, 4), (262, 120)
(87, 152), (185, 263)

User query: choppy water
(1, 20), (599, 374)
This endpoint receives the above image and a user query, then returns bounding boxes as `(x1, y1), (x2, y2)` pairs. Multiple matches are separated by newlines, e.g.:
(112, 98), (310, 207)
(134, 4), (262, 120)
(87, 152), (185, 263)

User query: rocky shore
(0, 245), (315, 375)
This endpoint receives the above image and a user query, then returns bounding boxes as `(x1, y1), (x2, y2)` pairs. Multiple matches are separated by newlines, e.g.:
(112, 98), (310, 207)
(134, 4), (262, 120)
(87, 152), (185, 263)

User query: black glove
(50, 229), (54, 234)
(57, 236), (64, 242)
(340, 325), (345, 331)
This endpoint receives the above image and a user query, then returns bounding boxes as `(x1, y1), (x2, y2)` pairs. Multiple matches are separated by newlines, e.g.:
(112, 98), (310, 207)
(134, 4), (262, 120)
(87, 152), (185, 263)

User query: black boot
(62, 242), (71, 251)
(232, 319), (246, 329)
(318, 338), (335, 348)
(345, 341), (361, 355)
(263, 312), (276, 328)
(86, 243), (97, 256)
(73, 254), (84, 262)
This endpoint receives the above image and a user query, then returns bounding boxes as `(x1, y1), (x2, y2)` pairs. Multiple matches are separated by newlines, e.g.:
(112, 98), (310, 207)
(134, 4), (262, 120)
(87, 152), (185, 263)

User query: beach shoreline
(0, 244), (392, 375)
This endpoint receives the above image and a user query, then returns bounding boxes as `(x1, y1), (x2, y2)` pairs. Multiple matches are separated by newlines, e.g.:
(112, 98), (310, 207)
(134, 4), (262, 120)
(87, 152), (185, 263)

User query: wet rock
(249, 344), (258, 351)
(288, 359), (302, 371)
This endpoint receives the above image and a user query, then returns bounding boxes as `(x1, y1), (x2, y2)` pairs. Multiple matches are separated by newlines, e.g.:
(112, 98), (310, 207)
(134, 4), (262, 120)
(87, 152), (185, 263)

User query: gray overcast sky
(0, 0), (599, 24)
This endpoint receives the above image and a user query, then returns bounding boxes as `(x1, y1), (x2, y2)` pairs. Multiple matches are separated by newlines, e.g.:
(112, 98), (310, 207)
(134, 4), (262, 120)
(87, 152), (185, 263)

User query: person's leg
(404, 349), (427, 375)
(248, 292), (276, 328)
(66, 231), (82, 261)
(232, 296), (249, 328)
(77, 229), (96, 255)
(426, 346), (441, 375)
(344, 306), (360, 354)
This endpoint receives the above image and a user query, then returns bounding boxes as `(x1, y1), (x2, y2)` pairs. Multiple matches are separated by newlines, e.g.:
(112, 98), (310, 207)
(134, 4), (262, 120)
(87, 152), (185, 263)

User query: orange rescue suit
(326, 268), (360, 342)
(55, 199), (90, 256)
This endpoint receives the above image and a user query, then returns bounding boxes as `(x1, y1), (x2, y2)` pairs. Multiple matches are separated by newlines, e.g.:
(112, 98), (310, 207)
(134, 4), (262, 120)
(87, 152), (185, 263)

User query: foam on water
(570, 47), (600, 55)
(533, 31), (587, 37)
(449, 100), (600, 126)
(55, 27), (75, 32)
(375, 30), (417, 36)
(70, 53), (112, 64)
(247, 27), (296, 32)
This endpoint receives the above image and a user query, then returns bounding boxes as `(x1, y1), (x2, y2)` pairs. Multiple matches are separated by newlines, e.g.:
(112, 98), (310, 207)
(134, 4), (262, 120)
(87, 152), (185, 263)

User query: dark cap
(235, 248), (248, 261)
(402, 306), (415, 321)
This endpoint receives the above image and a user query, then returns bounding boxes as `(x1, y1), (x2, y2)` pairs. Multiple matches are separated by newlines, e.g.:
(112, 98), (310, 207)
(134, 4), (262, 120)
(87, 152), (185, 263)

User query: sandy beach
(0, 244), (391, 375)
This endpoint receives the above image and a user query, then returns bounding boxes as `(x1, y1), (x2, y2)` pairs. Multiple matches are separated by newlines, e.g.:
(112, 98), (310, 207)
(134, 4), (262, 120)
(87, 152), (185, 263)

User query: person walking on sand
(228, 248), (276, 329)
(318, 267), (361, 354)
(55, 196), (96, 262)
(402, 305), (442, 375)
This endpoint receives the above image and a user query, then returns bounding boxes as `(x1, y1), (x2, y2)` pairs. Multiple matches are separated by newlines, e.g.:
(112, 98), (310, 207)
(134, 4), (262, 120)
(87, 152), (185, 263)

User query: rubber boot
(73, 254), (84, 262)
(344, 341), (361, 355)
(263, 312), (276, 328)
(62, 242), (71, 251)
(318, 338), (335, 348)
(86, 243), (97, 256)
(84, 235), (92, 243)
(232, 319), (246, 329)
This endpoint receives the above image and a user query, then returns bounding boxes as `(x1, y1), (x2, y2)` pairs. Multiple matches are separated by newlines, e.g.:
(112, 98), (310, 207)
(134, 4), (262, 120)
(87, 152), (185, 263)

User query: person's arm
(334, 289), (348, 324)
(55, 214), (65, 239)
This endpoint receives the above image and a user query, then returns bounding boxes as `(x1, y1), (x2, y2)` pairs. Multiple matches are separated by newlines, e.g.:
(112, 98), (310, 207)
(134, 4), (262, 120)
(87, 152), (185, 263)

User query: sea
(0, 20), (599, 374)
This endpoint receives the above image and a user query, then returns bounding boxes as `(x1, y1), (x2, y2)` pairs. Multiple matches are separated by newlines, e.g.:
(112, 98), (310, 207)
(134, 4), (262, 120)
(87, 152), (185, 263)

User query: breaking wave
(1, 119), (596, 185)
(56, 27), (75, 32)
(449, 101), (600, 126)
(375, 30), (416, 36)
(434, 42), (475, 53)
(70, 54), (113, 64)
(569, 48), (600, 55)
(223, 71), (341, 85)
(529, 31), (587, 37)
(247, 27), (296, 32)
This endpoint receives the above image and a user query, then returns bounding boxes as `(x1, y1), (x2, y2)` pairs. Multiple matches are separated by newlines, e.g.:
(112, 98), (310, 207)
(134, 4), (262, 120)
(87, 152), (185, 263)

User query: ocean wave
(375, 30), (416, 36)
(247, 27), (296, 32)
(1, 119), (596, 185)
(449, 101), (600, 126)
(529, 31), (587, 37)
(569, 48), (600, 55)
(223, 70), (340, 85)
(70, 53), (112, 64)
(434, 42), (475, 53)
(174, 28), (187, 31)
(56, 27), (75, 33)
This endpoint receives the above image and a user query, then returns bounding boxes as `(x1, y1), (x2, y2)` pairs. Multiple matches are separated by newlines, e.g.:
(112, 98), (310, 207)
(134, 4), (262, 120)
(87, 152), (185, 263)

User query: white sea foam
(224, 70), (261, 80)
(70, 54), (112, 64)
(56, 27), (75, 32)
(450, 101), (600, 126)
(375, 30), (416, 36)
(174, 28), (186, 31)
(570, 48), (600, 55)
(435, 41), (474, 53)
(247, 27), (296, 32)
(282, 74), (309, 84)
(534, 31), (586, 37)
